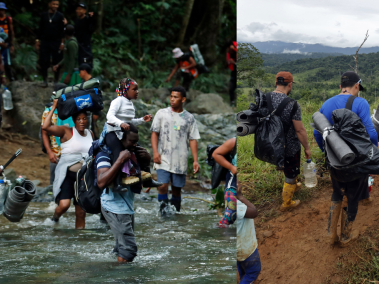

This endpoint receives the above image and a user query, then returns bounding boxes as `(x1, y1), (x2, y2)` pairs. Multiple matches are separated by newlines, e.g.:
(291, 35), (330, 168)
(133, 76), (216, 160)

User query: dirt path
(0, 137), (51, 187)
(254, 181), (379, 284)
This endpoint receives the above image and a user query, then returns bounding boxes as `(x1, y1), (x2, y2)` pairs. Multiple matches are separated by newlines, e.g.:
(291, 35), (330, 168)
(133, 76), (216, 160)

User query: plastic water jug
(0, 179), (7, 214)
(304, 159), (317, 188)
(2, 87), (13, 110)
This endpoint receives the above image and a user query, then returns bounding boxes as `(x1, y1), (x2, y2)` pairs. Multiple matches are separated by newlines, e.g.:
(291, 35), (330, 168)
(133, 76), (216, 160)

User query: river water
(0, 190), (235, 283)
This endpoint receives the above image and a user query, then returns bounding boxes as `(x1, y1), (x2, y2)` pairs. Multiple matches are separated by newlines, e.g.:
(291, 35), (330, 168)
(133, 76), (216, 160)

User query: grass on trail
(323, 223), (379, 284)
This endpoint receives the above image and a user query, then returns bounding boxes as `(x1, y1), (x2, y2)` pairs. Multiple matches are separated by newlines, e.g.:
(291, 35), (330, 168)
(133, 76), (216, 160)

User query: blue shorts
(156, 169), (186, 188)
(237, 249), (261, 284)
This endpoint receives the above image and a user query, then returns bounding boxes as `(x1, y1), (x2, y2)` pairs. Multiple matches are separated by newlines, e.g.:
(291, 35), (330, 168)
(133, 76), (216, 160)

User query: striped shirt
(96, 151), (135, 215)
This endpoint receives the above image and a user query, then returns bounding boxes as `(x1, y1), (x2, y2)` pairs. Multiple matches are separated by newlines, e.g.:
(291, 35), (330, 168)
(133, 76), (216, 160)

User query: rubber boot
(340, 209), (359, 247)
(159, 199), (169, 216)
(326, 201), (342, 245)
(51, 214), (59, 223)
(279, 182), (300, 212)
(141, 166), (163, 188)
(170, 199), (181, 212)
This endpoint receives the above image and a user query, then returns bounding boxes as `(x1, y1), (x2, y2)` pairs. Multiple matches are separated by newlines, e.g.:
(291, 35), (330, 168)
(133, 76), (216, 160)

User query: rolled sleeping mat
(236, 110), (259, 124)
(23, 180), (36, 201)
(237, 122), (257, 136)
(312, 112), (355, 166)
(3, 184), (33, 222)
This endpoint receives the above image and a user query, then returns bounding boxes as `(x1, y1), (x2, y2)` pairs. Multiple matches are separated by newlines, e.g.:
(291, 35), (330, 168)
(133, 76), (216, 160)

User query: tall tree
(177, 0), (195, 46)
(237, 43), (264, 82)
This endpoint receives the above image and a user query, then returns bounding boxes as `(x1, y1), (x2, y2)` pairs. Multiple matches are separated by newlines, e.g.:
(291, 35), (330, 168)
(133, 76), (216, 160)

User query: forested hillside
(7, 0), (236, 92)
(261, 52), (343, 67)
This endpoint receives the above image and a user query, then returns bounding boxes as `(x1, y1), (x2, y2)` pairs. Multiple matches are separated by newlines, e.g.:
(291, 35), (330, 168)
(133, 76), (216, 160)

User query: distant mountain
(261, 53), (344, 67)
(250, 41), (379, 55)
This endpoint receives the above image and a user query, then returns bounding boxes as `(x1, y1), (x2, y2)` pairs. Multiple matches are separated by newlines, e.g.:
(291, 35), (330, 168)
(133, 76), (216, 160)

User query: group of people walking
(237, 70), (378, 283)
(41, 76), (201, 262)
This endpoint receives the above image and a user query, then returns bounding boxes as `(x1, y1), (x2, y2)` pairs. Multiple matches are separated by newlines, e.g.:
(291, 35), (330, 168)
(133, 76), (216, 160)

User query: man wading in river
(96, 124), (151, 262)
(271, 72), (311, 211)
(150, 86), (200, 215)
(314, 71), (378, 247)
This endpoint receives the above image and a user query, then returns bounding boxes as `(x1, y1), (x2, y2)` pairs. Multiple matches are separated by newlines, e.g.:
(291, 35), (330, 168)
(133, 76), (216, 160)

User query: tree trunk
(96, 0), (103, 33)
(177, 0), (195, 46)
(187, 0), (225, 65)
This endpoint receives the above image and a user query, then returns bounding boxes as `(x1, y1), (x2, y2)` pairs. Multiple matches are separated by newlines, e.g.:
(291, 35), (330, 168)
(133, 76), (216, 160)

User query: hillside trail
(253, 180), (379, 284)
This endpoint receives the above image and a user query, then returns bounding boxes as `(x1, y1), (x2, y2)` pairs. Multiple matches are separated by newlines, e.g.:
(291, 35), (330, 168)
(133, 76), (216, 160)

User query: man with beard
(269, 71), (311, 212)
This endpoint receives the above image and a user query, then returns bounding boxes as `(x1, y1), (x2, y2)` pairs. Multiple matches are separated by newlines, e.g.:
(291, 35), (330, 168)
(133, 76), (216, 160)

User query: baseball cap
(276, 71), (295, 84)
(172, 47), (184, 58)
(0, 3), (7, 10)
(341, 71), (365, 91)
(77, 3), (87, 9)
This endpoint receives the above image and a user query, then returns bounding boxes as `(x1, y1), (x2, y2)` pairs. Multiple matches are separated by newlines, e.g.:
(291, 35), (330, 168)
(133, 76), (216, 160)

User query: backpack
(75, 156), (102, 214)
(190, 44), (210, 74)
(254, 92), (298, 168)
(206, 142), (237, 189)
(51, 78), (101, 100)
(322, 95), (379, 182)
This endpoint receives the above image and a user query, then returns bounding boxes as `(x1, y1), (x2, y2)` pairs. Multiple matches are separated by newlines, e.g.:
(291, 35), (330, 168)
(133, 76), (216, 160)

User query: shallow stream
(0, 190), (235, 283)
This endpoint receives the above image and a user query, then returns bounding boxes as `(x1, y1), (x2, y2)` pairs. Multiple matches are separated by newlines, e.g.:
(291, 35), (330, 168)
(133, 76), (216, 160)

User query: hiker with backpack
(41, 83), (75, 185)
(98, 77), (161, 191)
(52, 25), (81, 86)
(266, 72), (311, 211)
(150, 86), (201, 215)
(75, 3), (94, 66)
(165, 48), (198, 91)
(212, 137), (237, 228)
(0, 2), (14, 82)
(313, 71), (378, 247)
(36, 0), (66, 87)
(96, 123), (150, 263)
(42, 99), (94, 229)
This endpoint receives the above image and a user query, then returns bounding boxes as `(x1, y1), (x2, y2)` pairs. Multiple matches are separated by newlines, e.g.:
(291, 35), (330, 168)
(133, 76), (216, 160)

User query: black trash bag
(57, 87), (104, 120)
(328, 108), (379, 179)
(254, 92), (295, 168)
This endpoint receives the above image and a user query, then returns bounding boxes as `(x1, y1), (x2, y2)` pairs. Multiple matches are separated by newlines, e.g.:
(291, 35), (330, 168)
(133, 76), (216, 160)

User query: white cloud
(237, 0), (379, 47)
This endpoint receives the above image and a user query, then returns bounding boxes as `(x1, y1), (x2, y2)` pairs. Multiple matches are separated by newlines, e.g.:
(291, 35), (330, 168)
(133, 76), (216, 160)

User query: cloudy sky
(237, 0), (379, 47)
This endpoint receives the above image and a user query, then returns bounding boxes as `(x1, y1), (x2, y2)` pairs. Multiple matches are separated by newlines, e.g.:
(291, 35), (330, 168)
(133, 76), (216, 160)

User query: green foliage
(12, 43), (38, 80)
(261, 52), (344, 67)
(237, 43), (264, 82)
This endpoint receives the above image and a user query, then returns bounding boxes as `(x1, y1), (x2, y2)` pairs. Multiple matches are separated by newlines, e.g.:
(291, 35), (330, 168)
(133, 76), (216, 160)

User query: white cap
(172, 47), (184, 58)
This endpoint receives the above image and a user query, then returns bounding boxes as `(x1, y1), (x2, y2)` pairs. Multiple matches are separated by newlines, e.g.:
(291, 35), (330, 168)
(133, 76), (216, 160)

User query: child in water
(100, 77), (162, 190)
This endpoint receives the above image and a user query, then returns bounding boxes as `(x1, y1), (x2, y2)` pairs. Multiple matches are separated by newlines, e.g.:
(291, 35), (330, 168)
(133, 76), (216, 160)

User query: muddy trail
(248, 179), (379, 284)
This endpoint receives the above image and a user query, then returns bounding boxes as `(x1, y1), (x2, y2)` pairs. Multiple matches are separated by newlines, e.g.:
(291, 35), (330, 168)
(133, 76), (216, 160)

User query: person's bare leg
(75, 205), (86, 229)
(53, 199), (71, 220)
(158, 183), (169, 195)
(117, 256), (129, 263)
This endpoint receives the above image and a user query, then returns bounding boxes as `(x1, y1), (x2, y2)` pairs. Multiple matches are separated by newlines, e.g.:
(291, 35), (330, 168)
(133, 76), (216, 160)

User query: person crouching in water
(96, 124), (150, 262)
(98, 77), (162, 191)
(42, 99), (94, 229)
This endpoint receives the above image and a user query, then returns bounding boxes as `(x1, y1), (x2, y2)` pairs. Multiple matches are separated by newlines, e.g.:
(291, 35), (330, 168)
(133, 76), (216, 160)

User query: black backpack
(75, 157), (102, 214)
(206, 142), (237, 189)
(254, 92), (298, 168)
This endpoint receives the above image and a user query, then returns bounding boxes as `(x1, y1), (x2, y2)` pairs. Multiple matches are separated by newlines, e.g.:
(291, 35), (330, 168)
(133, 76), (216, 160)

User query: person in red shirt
(0, 2), (15, 82)
(227, 41), (237, 106)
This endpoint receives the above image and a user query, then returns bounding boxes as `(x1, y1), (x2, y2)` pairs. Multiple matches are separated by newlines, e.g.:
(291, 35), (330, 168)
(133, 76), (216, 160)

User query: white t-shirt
(237, 199), (258, 262)
(150, 107), (200, 174)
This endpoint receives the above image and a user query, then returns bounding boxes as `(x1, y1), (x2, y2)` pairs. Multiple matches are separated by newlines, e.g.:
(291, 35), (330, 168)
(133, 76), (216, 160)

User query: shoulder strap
(265, 92), (273, 113)
(345, 95), (356, 110)
(275, 97), (291, 116)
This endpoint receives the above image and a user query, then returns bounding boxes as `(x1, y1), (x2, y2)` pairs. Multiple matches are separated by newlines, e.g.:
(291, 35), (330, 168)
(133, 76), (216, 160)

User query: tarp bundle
(371, 107), (379, 139)
(3, 180), (36, 222)
(313, 108), (379, 182)
(236, 89), (263, 137)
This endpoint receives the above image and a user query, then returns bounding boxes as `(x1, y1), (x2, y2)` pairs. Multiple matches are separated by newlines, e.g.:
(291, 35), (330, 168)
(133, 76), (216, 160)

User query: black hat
(341, 71), (365, 91)
(77, 3), (87, 9)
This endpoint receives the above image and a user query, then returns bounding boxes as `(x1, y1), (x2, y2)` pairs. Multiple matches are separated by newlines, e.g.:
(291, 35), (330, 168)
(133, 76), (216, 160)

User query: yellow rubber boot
(326, 201), (341, 245)
(280, 182), (300, 212)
